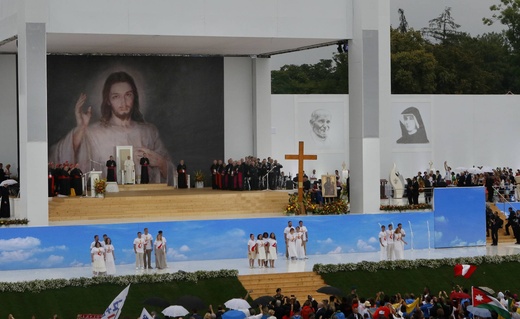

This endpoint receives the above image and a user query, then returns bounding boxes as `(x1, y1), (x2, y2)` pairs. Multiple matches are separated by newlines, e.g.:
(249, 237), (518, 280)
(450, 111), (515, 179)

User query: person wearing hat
(347, 304), (361, 319)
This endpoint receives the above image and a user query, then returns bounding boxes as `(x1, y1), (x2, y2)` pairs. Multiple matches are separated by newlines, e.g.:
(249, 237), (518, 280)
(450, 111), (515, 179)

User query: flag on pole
(471, 286), (511, 319)
(102, 285), (131, 319)
(454, 264), (477, 278)
(140, 308), (153, 319)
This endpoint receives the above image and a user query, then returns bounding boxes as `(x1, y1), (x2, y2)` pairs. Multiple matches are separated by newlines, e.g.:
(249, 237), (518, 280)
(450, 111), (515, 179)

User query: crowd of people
(401, 163), (520, 205)
(209, 157), (285, 191)
(88, 227), (167, 276)
(239, 286), (520, 319)
(208, 157), (348, 205)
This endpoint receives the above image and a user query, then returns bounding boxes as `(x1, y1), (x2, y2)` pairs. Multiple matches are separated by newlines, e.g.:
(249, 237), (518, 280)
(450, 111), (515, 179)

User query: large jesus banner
(47, 56), (224, 184)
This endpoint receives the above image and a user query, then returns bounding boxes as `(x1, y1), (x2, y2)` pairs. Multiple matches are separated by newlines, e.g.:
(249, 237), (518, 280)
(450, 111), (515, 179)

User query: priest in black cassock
(140, 153), (150, 184)
(0, 184), (10, 218)
(70, 163), (83, 196)
(177, 160), (187, 188)
(106, 156), (117, 182)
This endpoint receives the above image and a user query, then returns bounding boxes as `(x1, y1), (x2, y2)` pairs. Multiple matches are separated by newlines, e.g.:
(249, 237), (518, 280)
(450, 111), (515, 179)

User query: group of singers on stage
(209, 156), (284, 191)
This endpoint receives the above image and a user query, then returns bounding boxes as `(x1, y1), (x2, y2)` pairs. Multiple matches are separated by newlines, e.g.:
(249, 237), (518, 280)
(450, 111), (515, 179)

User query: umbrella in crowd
(479, 287), (496, 295)
(317, 285), (344, 296)
(0, 179), (17, 187)
(162, 305), (189, 318)
(143, 297), (170, 309)
(252, 295), (275, 307)
(174, 295), (206, 311)
(222, 310), (247, 319)
(224, 298), (251, 310)
(467, 306), (492, 318)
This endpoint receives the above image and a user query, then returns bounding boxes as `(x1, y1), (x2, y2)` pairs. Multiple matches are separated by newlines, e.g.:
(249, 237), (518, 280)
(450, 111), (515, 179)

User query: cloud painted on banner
(179, 245), (190, 252)
(435, 231), (443, 241)
(368, 237), (377, 244)
(167, 247), (187, 260)
(328, 246), (342, 254)
(356, 239), (376, 251)
(70, 260), (85, 267)
(435, 216), (448, 223)
(450, 236), (467, 247)
(41, 255), (64, 267)
(0, 237), (41, 251)
(318, 238), (333, 244)
(0, 250), (36, 264)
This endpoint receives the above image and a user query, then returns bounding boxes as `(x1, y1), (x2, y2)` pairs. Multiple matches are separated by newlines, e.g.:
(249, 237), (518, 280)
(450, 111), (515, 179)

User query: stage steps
(238, 272), (331, 304)
(49, 188), (291, 222)
(487, 203), (516, 243)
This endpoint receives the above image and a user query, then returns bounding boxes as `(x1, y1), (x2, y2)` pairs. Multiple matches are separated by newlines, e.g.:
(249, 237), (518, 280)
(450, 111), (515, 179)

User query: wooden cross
(285, 141), (317, 213)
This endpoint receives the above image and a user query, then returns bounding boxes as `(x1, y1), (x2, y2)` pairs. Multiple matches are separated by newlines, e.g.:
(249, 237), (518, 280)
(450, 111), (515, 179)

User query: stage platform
(49, 185), (290, 225)
(3, 244), (519, 283)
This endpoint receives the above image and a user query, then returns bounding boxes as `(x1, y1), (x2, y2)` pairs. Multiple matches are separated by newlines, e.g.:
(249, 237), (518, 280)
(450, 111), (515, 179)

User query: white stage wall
(273, 94), (520, 180)
(0, 54), (18, 176)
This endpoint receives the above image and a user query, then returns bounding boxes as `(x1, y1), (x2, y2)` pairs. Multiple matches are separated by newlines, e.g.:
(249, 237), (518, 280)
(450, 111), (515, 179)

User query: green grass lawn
(320, 261), (520, 299)
(2, 262), (518, 319)
(0, 278), (247, 319)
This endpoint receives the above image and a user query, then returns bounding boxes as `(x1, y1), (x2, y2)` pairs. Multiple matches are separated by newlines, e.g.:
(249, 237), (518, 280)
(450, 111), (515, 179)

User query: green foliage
(421, 7), (464, 43)
(0, 277), (247, 319)
(271, 55), (348, 94)
(272, 5), (520, 94)
(319, 259), (520, 299)
(484, 0), (520, 53)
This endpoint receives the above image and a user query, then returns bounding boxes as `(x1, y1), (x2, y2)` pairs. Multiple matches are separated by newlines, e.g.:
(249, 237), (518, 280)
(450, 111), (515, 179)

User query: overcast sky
(271, 0), (505, 70)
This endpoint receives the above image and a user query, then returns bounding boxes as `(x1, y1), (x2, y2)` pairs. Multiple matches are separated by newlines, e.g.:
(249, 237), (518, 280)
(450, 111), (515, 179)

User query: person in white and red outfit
(267, 232), (278, 268)
(133, 232), (145, 270)
(154, 231), (167, 269)
(378, 225), (387, 260)
(247, 233), (257, 268)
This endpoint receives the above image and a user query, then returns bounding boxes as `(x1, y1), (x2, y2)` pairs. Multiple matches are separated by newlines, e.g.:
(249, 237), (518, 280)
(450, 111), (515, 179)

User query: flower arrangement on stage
(284, 193), (349, 215)
(284, 193), (301, 215)
(0, 218), (29, 227)
(380, 203), (432, 212)
(94, 179), (107, 195)
(315, 199), (349, 215)
(0, 269), (238, 293)
(194, 170), (205, 182)
(313, 254), (518, 274)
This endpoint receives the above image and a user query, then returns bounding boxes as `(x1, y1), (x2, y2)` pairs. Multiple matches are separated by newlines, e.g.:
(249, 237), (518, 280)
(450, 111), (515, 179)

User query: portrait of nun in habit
(396, 106), (429, 144)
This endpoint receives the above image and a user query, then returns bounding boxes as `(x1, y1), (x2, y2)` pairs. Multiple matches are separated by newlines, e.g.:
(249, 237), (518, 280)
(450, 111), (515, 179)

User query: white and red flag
(454, 264), (477, 278)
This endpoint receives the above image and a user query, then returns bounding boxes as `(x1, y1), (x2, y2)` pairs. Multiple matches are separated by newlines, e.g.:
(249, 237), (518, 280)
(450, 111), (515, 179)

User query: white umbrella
(0, 179), (17, 187)
(467, 306), (492, 318)
(481, 166), (494, 173)
(224, 298), (251, 310)
(467, 167), (482, 174)
(162, 305), (189, 318)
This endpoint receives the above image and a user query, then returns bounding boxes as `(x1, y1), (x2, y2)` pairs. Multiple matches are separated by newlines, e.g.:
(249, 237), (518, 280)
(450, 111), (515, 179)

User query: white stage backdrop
(272, 94), (520, 180)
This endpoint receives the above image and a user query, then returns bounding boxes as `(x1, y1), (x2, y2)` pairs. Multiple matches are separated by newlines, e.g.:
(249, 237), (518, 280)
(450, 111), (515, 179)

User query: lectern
(88, 171), (102, 197)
